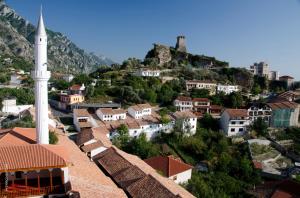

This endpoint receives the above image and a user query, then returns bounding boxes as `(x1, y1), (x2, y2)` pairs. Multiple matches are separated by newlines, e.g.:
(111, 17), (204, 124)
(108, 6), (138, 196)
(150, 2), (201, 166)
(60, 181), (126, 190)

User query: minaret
(32, 8), (51, 144)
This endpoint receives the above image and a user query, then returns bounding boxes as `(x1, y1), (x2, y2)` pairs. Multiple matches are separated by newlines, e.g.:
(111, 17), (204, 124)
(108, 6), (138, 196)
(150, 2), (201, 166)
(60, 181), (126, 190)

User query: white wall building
(247, 104), (272, 125)
(128, 103), (152, 119)
(186, 80), (217, 95)
(96, 108), (127, 121)
(135, 69), (160, 77)
(1, 98), (33, 115)
(217, 84), (239, 95)
(144, 156), (193, 184)
(63, 74), (74, 83)
(269, 71), (279, 81)
(220, 109), (250, 137)
(174, 96), (193, 111)
(172, 111), (197, 135)
(249, 62), (269, 78)
(73, 109), (93, 131)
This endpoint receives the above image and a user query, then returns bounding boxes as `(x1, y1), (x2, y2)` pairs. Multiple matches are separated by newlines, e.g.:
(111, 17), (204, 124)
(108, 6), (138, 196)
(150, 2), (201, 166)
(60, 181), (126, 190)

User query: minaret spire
(32, 7), (51, 144)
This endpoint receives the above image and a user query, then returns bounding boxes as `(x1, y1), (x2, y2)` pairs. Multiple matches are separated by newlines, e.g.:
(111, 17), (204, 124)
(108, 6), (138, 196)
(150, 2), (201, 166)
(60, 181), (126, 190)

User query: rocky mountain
(0, 0), (114, 73)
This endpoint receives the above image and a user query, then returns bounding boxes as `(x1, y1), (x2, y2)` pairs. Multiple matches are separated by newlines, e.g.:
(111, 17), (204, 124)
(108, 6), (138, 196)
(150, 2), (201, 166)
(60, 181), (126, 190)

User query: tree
(71, 74), (93, 85)
(142, 88), (157, 103)
(49, 131), (58, 144)
(190, 88), (210, 98)
(158, 84), (175, 105)
(112, 124), (130, 148)
(200, 113), (219, 131)
(251, 117), (268, 137)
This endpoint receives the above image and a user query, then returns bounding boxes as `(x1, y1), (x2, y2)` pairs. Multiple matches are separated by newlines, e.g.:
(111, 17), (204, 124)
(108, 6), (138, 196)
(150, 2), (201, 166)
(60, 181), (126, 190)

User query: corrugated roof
(0, 144), (68, 172)
(267, 101), (298, 110)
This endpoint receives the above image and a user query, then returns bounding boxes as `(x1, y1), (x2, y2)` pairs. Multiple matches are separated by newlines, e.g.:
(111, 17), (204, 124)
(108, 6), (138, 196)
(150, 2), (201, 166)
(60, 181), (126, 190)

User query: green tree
(49, 131), (59, 144)
(158, 84), (175, 104)
(190, 88), (210, 98)
(71, 74), (93, 85)
(251, 117), (268, 137)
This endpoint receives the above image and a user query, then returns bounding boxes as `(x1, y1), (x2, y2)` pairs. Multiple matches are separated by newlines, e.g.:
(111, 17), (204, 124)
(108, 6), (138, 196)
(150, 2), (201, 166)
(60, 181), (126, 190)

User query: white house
(81, 140), (107, 159)
(220, 109), (250, 137)
(186, 80), (217, 95)
(63, 74), (74, 83)
(128, 103), (152, 119)
(247, 104), (272, 125)
(96, 108), (127, 121)
(144, 156), (193, 184)
(217, 84), (239, 95)
(172, 111), (197, 135)
(174, 96), (193, 111)
(135, 69), (160, 77)
(73, 109), (93, 131)
(1, 98), (33, 116)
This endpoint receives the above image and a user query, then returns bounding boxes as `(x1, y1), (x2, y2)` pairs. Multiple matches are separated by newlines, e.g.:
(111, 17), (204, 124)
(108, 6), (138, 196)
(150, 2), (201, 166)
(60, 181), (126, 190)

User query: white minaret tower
(32, 8), (51, 144)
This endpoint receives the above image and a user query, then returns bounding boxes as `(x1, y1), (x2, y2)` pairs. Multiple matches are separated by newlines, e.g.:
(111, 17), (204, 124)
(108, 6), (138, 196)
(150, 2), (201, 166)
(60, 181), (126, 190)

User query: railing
(0, 184), (63, 198)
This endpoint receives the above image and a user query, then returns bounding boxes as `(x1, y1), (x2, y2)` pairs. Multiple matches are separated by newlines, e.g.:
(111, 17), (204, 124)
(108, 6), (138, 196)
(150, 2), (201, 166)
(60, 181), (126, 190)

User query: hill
(0, 0), (114, 73)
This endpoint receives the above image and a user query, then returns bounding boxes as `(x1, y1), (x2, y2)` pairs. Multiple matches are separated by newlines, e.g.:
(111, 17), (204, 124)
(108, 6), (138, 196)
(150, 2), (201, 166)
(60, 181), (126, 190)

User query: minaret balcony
(31, 70), (51, 80)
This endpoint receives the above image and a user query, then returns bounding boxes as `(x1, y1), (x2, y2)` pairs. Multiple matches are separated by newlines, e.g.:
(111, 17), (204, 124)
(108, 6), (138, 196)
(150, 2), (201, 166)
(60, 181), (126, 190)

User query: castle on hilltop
(175, 35), (187, 53)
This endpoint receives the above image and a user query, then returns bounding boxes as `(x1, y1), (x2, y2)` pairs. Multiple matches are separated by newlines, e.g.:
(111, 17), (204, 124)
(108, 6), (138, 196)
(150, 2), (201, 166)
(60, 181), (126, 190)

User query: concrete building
(63, 74), (74, 83)
(174, 96), (193, 112)
(172, 111), (197, 135)
(279, 76), (294, 89)
(269, 71), (279, 81)
(186, 80), (217, 95)
(220, 109), (250, 137)
(192, 98), (211, 116)
(249, 62), (270, 78)
(247, 104), (272, 125)
(135, 69), (160, 77)
(31, 10), (51, 144)
(128, 103), (152, 119)
(73, 109), (93, 132)
(144, 156), (193, 184)
(69, 84), (85, 95)
(217, 84), (239, 95)
(267, 101), (299, 128)
(96, 108), (127, 121)
(60, 93), (85, 105)
(1, 98), (33, 116)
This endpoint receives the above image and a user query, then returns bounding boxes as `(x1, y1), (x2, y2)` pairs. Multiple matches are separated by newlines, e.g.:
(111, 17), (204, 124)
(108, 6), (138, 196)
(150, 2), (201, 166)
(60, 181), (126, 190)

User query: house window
(239, 128), (243, 132)
(239, 121), (244, 124)
(15, 171), (22, 179)
(230, 128), (235, 132)
(231, 121), (236, 125)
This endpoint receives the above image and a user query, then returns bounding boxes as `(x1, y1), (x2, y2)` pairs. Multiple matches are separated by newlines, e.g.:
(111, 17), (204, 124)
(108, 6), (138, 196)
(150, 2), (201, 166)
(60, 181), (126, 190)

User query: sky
(5, 0), (300, 80)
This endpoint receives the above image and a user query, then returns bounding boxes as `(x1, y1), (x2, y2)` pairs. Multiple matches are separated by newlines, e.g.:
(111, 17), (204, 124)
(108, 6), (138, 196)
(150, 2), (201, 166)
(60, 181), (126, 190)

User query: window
(15, 171), (22, 179)
(239, 128), (243, 132)
(231, 128), (235, 132)
(239, 121), (244, 124)
(231, 121), (236, 125)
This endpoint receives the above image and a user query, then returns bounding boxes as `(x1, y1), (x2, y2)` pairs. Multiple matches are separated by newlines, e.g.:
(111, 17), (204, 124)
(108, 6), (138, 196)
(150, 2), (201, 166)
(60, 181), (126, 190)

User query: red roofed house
(0, 140), (71, 197)
(174, 96), (193, 112)
(144, 156), (193, 184)
(69, 84), (85, 95)
(220, 109), (250, 137)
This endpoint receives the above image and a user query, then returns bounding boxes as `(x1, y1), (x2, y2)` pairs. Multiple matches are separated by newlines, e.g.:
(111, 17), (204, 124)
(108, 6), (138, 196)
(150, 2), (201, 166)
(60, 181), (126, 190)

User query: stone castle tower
(31, 9), (51, 144)
(175, 35), (187, 53)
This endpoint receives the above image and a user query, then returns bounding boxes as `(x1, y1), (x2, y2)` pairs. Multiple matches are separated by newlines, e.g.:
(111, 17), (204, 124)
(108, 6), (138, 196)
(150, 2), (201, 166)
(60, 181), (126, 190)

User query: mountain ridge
(0, 0), (114, 73)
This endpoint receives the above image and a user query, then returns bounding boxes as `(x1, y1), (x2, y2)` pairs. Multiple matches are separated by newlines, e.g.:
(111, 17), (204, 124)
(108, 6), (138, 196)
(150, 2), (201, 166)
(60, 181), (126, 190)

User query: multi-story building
(217, 84), (239, 95)
(247, 104), (272, 125)
(1, 97), (33, 116)
(186, 80), (217, 95)
(249, 62), (270, 78)
(267, 101), (299, 128)
(96, 108), (127, 121)
(279, 75), (294, 89)
(192, 98), (211, 116)
(174, 96), (193, 111)
(135, 69), (160, 77)
(172, 111), (197, 135)
(69, 84), (86, 95)
(73, 109), (93, 131)
(128, 103), (152, 119)
(269, 71), (279, 81)
(220, 109), (250, 137)
(60, 93), (85, 105)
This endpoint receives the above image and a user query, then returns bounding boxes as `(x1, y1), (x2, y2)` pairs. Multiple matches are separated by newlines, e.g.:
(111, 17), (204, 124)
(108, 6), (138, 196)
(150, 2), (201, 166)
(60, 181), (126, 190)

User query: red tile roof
(271, 180), (300, 198)
(224, 109), (248, 118)
(81, 141), (104, 153)
(76, 128), (95, 146)
(175, 96), (192, 101)
(192, 98), (210, 102)
(144, 156), (193, 177)
(0, 127), (36, 146)
(0, 144), (68, 172)
(172, 111), (197, 119)
(73, 109), (90, 117)
(279, 76), (294, 80)
(69, 84), (84, 90)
